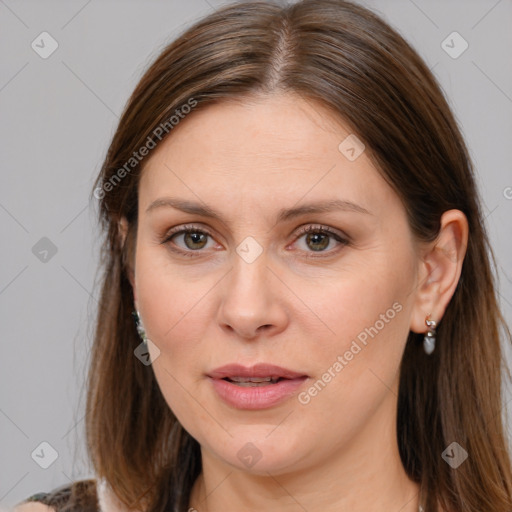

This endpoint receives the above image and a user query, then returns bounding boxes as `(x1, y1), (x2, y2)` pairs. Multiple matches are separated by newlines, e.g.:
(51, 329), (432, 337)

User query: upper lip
(207, 363), (307, 380)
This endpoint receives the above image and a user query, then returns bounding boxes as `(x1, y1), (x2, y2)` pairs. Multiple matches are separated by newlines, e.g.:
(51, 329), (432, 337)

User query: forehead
(145, 92), (347, 169)
(139, 92), (394, 218)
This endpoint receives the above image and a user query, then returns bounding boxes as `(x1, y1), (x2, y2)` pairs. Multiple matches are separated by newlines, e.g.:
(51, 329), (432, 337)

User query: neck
(189, 391), (421, 512)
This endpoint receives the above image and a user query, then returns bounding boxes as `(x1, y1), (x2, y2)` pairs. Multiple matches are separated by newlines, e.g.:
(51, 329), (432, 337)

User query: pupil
(185, 232), (207, 249)
(306, 233), (329, 251)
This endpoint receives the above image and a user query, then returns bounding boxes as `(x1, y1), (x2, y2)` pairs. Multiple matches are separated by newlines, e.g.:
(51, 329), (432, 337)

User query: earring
(423, 314), (437, 355)
(132, 310), (148, 345)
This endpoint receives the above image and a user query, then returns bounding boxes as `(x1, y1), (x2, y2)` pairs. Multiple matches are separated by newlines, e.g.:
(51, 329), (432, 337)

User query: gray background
(1, 0), (511, 508)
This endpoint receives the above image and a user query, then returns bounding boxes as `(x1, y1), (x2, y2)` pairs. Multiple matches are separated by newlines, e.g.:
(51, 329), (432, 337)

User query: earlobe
(410, 209), (468, 335)
(118, 216), (136, 296)
(118, 217), (129, 246)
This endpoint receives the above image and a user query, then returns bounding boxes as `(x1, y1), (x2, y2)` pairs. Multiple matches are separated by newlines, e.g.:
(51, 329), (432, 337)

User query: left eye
(293, 227), (347, 253)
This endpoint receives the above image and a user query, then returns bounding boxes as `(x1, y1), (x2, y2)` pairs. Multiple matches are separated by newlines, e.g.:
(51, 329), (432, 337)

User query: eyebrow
(145, 197), (371, 223)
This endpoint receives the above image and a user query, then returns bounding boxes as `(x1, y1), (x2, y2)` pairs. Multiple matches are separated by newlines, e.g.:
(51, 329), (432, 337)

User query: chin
(212, 431), (309, 475)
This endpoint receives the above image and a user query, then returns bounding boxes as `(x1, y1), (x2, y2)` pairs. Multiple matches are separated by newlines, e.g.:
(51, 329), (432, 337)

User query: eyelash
(160, 223), (349, 259)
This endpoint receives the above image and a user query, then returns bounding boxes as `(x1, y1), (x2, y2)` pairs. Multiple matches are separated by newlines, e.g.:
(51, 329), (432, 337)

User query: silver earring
(132, 310), (148, 345)
(423, 314), (437, 355)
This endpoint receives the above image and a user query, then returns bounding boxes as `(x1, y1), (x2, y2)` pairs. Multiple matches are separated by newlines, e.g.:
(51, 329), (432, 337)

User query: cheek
(291, 277), (411, 455)
(134, 248), (219, 431)
(302, 254), (413, 355)
(135, 244), (215, 350)
(293, 255), (414, 434)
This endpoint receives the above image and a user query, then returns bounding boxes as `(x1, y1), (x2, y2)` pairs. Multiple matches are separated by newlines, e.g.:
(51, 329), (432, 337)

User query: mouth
(207, 362), (308, 381)
(207, 363), (309, 409)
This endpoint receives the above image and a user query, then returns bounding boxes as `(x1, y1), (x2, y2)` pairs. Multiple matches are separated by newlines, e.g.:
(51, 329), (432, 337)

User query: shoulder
(14, 479), (99, 512)
(13, 503), (54, 512)
(12, 503), (54, 512)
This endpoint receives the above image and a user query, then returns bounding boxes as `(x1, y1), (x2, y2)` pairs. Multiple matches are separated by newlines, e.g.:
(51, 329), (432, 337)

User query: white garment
(96, 479), (132, 512)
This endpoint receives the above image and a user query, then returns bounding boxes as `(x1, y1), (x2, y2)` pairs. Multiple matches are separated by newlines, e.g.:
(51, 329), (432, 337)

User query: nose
(216, 252), (289, 340)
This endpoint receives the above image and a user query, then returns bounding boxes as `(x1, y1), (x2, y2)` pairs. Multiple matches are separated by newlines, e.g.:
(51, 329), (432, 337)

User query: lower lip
(209, 377), (308, 410)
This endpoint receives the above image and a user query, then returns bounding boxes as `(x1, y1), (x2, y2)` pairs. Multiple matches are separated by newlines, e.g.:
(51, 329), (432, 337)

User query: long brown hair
(86, 1), (512, 511)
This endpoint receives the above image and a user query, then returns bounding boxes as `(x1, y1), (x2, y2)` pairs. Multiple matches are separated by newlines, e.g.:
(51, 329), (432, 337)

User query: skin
(14, 504), (55, 512)
(120, 92), (467, 512)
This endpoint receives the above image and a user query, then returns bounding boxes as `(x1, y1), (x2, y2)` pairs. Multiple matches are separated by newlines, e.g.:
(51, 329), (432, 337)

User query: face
(132, 92), (420, 475)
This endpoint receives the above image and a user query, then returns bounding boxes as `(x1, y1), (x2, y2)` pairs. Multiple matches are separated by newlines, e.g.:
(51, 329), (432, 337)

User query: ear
(118, 216), (137, 302)
(410, 209), (468, 334)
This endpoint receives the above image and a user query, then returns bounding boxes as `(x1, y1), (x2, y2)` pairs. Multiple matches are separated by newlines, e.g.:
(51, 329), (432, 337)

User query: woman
(16, 0), (512, 511)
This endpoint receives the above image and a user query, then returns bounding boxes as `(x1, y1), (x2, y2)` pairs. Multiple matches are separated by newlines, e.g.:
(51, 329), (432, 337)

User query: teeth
(230, 376), (271, 382)
(228, 376), (279, 384)
(234, 381), (273, 387)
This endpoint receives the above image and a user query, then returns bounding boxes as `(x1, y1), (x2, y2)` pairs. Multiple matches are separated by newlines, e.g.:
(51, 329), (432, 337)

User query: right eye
(161, 225), (220, 256)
